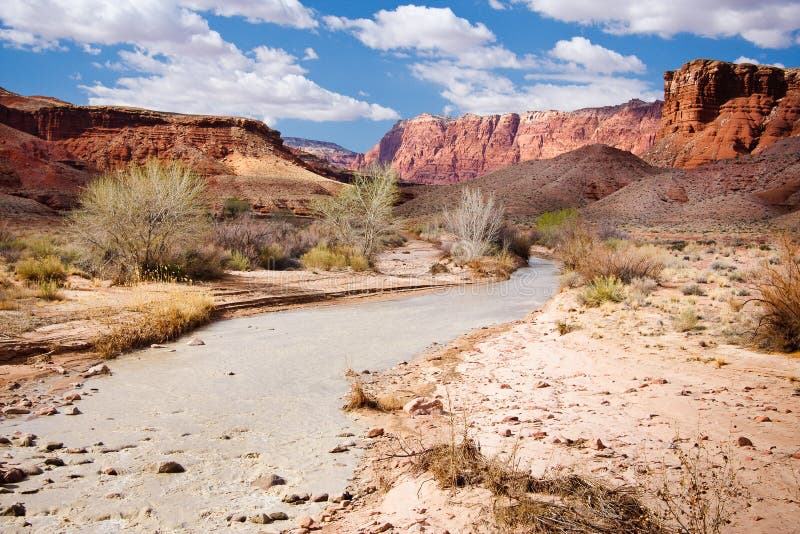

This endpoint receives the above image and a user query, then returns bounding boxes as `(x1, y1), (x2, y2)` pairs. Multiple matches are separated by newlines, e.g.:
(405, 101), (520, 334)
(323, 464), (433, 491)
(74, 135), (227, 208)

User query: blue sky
(1, 1), (798, 152)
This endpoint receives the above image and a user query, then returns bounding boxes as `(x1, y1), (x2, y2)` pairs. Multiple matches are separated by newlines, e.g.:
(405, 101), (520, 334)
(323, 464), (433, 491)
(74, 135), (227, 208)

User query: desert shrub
(559, 269), (583, 289)
(429, 262), (450, 275)
(596, 222), (630, 241)
(498, 225), (533, 259)
(0, 226), (25, 262)
(36, 280), (63, 301)
(581, 276), (625, 307)
(467, 253), (523, 278)
(315, 163), (399, 258)
(94, 290), (214, 358)
(343, 377), (399, 412)
(300, 244), (348, 271)
(534, 208), (579, 247)
(554, 223), (596, 271)
(674, 307), (701, 332)
(348, 253), (370, 272)
(711, 259), (735, 272)
(258, 243), (290, 270)
(443, 188), (504, 263)
(626, 277), (658, 309)
(16, 255), (66, 284)
(221, 198), (251, 218)
(71, 160), (210, 282)
(682, 284), (706, 296)
(227, 250), (250, 271)
(750, 239), (800, 352)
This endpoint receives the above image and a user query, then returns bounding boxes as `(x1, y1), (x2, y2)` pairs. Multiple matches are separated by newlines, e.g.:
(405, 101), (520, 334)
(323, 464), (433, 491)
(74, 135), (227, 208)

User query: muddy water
(0, 259), (557, 532)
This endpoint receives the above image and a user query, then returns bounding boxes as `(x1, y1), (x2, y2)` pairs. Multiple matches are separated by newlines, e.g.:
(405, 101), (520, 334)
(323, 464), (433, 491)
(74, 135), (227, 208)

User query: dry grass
(343, 378), (401, 412)
(580, 276), (625, 307)
(16, 255), (66, 284)
(467, 252), (524, 278)
(750, 238), (800, 352)
(300, 244), (370, 272)
(674, 307), (701, 332)
(94, 289), (215, 358)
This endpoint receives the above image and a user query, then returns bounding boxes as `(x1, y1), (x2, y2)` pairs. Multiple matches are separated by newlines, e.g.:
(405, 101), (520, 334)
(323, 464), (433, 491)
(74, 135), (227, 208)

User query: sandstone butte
(354, 99), (663, 184)
(0, 87), (347, 213)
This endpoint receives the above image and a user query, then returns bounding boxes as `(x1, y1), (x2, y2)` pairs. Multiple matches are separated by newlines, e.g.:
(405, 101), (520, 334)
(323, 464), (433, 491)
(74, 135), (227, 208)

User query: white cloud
(733, 56), (786, 68)
(0, 0), (398, 123)
(302, 47), (318, 60)
(324, 6), (495, 56)
(513, 0), (800, 48)
(549, 36), (645, 74)
(181, 0), (317, 28)
(82, 43), (100, 55)
(488, 0), (507, 10)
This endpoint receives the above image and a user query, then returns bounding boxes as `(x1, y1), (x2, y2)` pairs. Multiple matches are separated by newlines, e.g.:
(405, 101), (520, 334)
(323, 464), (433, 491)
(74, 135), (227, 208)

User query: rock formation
(0, 88), (345, 213)
(283, 137), (359, 169)
(645, 59), (800, 168)
(355, 99), (662, 183)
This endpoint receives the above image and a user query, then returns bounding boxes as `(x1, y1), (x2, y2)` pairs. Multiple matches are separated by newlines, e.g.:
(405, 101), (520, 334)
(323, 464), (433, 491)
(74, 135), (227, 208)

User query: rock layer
(283, 137), (359, 169)
(645, 59), (800, 168)
(356, 99), (662, 183)
(0, 88), (344, 212)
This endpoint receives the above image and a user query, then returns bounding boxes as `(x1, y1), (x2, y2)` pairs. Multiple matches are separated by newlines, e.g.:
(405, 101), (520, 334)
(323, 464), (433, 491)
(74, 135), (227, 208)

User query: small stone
(595, 439), (607, 450)
(2, 407), (31, 415)
(330, 444), (350, 453)
(64, 406), (82, 416)
(250, 513), (273, 524)
(44, 457), (65, 467)
(754, 415), (771, 423)
(500, 429), (512, 437)
(531, 431), (547, 440)
(16, 434), (35, 447)
(312, 493), (328, 502)
(105, 468), (118, 476)
(790, 453), (800, 460)
(269, 511), (289, 521)
(2, 468), (26, 483)
(20, 465), (42, 476)
(737, 436), (754, 447)
(652, 378), (668, 384)
(535, 381), (551, 388)
(0, 503), (25, 516)
(0, 437), (10, 445)
(157, 461), (185, 474)
(253, 473), (286, 489)
(36, 407), (58, 416)
(402, 397), (444, 416)
(367, 428), (384, 438)
(63, 393), (81, 402)
(500, 383), (511, 389)
(298, 516), (315, 528)
(44, 442), (64, 452)
(66, 447), (87, 454)
(187, 338), (205, 346)
(230, 515), (246, 523)
(375, 523), (394, 533)
(83, 364), (111, 378)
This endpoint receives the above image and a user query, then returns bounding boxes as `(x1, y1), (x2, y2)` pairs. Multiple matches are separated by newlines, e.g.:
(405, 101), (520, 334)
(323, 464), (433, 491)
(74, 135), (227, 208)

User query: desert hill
(283, 137), (359, 169)
(0, 88), (345, 215)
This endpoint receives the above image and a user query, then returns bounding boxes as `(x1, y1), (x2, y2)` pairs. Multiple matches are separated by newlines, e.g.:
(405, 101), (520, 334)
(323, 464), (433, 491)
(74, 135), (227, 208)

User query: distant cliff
(355, 99), (662, 184)
(283, 137), (359, 168)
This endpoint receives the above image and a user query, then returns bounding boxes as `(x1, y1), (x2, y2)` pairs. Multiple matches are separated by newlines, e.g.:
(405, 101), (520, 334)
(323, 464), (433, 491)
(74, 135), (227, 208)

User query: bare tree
(315, 163), (399, 258)
(71, 160), (209, 281)
(443, 188), (504, 262)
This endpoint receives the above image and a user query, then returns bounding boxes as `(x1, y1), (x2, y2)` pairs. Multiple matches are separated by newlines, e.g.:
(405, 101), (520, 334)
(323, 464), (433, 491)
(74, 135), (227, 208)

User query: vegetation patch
(581, 276), (625, 307)
(750, 238), (800, 352)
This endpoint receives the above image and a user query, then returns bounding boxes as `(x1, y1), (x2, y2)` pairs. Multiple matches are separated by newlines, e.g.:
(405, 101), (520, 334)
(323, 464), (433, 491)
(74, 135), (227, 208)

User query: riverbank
(326, 241), (800, 533)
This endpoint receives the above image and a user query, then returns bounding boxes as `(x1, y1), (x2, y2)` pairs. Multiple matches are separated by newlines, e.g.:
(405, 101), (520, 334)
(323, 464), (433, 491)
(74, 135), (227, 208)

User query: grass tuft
(16, 255), (67, 285)
(750, 238), (800, 352)
(581, 276), (625, 307)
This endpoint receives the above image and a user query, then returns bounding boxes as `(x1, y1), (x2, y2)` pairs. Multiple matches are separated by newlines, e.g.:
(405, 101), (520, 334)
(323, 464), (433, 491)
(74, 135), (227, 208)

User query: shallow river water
(1, 259), (557, 532)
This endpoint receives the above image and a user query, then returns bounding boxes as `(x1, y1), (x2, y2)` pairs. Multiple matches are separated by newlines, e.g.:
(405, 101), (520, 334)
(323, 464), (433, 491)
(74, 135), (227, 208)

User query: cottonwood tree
(443, 188), (504, 262)
(315, 163), (399, 258)
(71, 160), (208, 281)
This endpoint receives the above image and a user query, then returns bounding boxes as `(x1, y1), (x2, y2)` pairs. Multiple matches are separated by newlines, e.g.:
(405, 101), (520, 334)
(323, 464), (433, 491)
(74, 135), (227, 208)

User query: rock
(403, 397), (444, 416)
(250, 513), (273, 524)
(0, 437), (9, 445)
(737, 437), (754, 447)
(20, 465), (42, 476)
(66, 448), (87, 454)
(312, 493), (328, 502)
(44, 457), (65, 467)
(2, 468), (26, 483)
(531, 431), (548, 440)
(16, 434), (35, 447)
(500, 383), (511, 389)
(0, 503), (25, 516)
(64, 406), (82, 415)
(63, 393), (81, 402)
(269, 511), (289, 521)
(105, 468), (118, 476)
(791, 453), (800, 460)
(44, 442), (63, 451)
(2, 407), (31, 415)
(36, 407), (58, 416)
(535, 381), (551, 388)
(298, 516), (315, 528)
(357, 100), (662, 183)
(595, 439), (607, 450)
(330, 444), (350, 453)
(283, 493), (310, 504)
(646, 59), (800, 168)
(157, 461), (185, 474)
(754, 415), (772, 423)
(83, 364), (111, 378)
(187, 338), (205, 346)
(253, 473), (286, 490)
(375, 523), (394, 533)
(229, 514), (246, 523)
(367, 428), (384, 438)
(499, 429), (512, 437)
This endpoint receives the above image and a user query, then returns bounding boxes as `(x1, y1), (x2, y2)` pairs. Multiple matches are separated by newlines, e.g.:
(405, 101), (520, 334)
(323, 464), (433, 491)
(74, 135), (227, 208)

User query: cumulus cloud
(488, 0), (507, 10)
(549, 36), (645, 74)
(0, 0), (398, 123)
(733, 56), (786, 68)
(303, 47), (318, 60)
(513, 0), (800, 48)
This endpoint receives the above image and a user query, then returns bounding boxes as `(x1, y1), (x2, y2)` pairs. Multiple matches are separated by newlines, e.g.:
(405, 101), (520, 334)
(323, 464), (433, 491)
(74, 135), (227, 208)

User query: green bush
(349, 254), (370, 272)
(534, 208), (579, 247)
(260, 244), (294, 270)
(16, 255), (66, 284)
(222, 198), (252, 218)
(228, 250), (251, 271)
(37, 280), (63, 301)
(581, 276), (625, 307)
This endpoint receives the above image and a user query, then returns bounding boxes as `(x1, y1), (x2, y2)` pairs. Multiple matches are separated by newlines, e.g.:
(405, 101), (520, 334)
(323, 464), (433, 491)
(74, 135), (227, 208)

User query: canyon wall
(355, 99), (662, 184)
(645, 59), (800, 168)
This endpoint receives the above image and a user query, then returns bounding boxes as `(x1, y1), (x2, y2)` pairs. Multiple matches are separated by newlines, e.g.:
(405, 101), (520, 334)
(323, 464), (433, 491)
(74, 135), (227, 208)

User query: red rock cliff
(355, 99), (662, 184)
(0, 88), (345, 210)
(645, 59), (800, 168)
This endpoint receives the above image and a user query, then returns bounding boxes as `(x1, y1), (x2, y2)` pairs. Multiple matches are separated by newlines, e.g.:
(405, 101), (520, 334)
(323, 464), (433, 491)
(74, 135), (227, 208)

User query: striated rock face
(355, 99), (662, 183)
(0, 88), (344, 212)
(283, 137), (359, 168)
(645, 59), (800, 168)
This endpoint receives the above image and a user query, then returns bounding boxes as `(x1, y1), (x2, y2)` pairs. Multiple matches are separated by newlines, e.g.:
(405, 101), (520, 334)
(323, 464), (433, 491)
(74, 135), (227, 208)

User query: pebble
(187, 338), (205, 346)
(0, 503), (25, 516)
(44, 457), (65, 467)
(105, 468), (118, 476)
(64, 406), (82, 416)
(2, 407), (31, 415)
(83, 364), (111, 378)
(535, 381), (551, 388)
(754, 415), (772, 423)
(253, 473), (286, 489)
(44, 442), (64, 452)
(298, 516), (315, 528)
(330, 444), (350, 453)
(36, 407), (58, 416)
(269, 511), (289, 521)
(737, 436), (754, 447)
(157, 461), (185, 474)
(63, 393), (81, 402)
(367, 428), (384, 438)
(312, 493), (329, 502)
(250, 513), (273, 524)
(2, 468), (26, 483)
(595, 439), (607, 450)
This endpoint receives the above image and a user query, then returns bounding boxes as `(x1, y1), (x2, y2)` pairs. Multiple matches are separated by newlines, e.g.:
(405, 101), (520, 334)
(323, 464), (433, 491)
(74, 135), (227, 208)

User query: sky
(1, 1), (799, 152)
